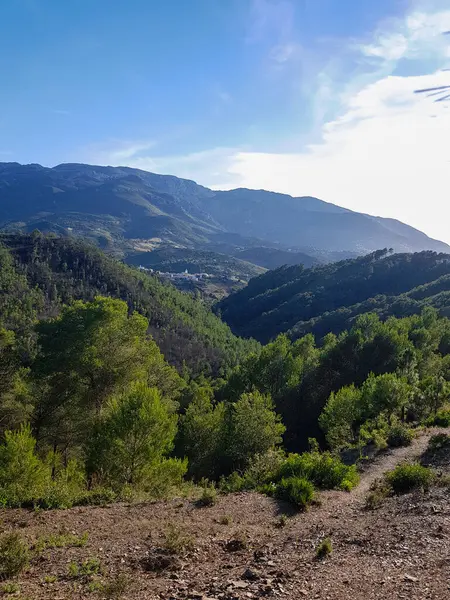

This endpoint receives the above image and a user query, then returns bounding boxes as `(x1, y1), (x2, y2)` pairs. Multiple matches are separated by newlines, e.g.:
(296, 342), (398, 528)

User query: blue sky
(1, 0), (450, 241)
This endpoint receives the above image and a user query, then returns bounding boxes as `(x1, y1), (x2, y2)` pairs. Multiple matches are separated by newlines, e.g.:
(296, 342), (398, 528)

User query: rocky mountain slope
(2, 428), (448, 600)
(0, 162), (448, 273)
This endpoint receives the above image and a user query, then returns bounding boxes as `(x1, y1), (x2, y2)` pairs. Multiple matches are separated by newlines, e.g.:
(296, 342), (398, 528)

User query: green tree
(361, 373), (411, 423)
(0, 328), (33, 435)
(0, 425), (47, 506)
(319, 385), (362, 450)
(180, 387), (227, 479)
(33, 297), (178, 452)
(87, 382), (183, 489)
(226, 391), (285, 470)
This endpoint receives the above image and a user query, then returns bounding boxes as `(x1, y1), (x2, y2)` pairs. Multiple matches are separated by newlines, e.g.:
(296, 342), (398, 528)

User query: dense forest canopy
(218, 249), (450, 343)
(0, 233), (258, 377)
(0, 233), (449, 510)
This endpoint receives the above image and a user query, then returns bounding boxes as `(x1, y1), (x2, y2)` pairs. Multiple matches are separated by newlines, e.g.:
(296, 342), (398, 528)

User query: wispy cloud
(78, 2), (450, 243)
(360, 8), (450, 65)
(247, 0), (294, 44)
(83, 140), (157, 166)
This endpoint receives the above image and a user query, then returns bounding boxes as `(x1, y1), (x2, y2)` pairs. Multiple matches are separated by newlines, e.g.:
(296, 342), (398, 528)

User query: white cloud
(80, 4), (450, 244)
(361, 9), (450, 63)
(84, 140), (157, 165)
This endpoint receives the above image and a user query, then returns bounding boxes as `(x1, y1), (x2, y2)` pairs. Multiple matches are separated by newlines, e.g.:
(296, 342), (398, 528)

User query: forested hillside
(218, 249), (450, 343)
(0, 233), (449, 524)
(0, 233), (257, 376)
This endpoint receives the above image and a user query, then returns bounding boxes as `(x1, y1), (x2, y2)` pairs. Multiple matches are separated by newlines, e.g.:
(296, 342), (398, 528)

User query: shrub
(77, 487), (117, 506)
(197, 484), (217, 507)
(219, 514), (232, 525)
(387, 424), (413, 448)
(102, 573), (131, 599)
(242, 448), (285, 489)
(275, 477), (314, 510)
(428, 433), (450, 452)
(386, 463), (434, 494)
(365, 481), (391, 510)
(0, 533), (29, 579)
(219, 471), (245, 494)
(275, 514), (288, 528)
(277, 451), (359, 491)
(35, 532), (88, 552)
(68, 557), (102, 578)
(316, 537), (332, 559)
(163, 524), (194, 555)
(426, 409), (450, 427)
(2, 582), (19, 594)
(225, 531), (248, 552)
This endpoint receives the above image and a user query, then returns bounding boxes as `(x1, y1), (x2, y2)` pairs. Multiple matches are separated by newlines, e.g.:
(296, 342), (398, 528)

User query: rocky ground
(0, 430), (449, 600)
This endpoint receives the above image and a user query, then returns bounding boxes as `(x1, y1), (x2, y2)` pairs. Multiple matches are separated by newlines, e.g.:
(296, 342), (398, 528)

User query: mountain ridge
(0, 162), (448, 270)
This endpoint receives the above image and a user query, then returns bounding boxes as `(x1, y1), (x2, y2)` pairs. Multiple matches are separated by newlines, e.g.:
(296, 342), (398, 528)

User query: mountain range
(0, 162), (448, 274)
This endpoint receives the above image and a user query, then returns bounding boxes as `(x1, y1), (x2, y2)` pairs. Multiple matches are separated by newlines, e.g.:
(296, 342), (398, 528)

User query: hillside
(0, 233), (257, 376)
(1, 429), (448, 600)
(0, 163), (448, 275)
(218, 249), (450, 343)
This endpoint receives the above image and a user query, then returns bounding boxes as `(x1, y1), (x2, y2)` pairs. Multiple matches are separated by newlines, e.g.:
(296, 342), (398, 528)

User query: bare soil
(1, 429), (449, 600)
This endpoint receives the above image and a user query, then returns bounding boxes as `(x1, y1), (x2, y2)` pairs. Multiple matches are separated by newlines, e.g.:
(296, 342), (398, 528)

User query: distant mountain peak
(0, 161), (448, 263)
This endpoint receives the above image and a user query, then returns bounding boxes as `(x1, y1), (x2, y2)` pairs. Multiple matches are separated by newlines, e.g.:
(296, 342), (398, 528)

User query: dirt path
(0, 428), (448, 600)
(350, 427), (440, 498)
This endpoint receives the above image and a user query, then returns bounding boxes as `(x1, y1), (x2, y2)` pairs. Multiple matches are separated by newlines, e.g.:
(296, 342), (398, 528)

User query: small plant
(68, 557), (101, 579)
(35, 532), (88, 552)
(80, 558), (102, 576)
(219, 514), (233, 525)
(428, 433), (450, 452)
(43, 575), (57, 584)
(387, 424), (413, 448)
(2, 582), (19, 594)
(365, 481), (390, 510)
(316, 537), (332, 559)
(0, 533), (29, 580)
(68, 562), (79, 578)
(386, 463), (434, 494)
(102, 574), (131, 599)
(197, 485), (217, 507)
(163, 524), (194, 555)
(275, 514), (288, 528)
(87, 580), (104, 593)
(275, 477), (314, 510)
(225, 531), (248, 552)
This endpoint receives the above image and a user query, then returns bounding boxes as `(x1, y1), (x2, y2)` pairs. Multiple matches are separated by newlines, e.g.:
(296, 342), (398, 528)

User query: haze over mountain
(0, 162), (448, 272)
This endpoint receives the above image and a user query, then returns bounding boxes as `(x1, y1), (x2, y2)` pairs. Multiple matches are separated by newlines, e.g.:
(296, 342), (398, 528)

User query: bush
(365, 481), (391, 510)
(426, 409), (450, 427)
(197, 484), (217, 507)
(242, 449), (285, 489)
(163, 524), (194, 555)
(77, 487), (117, 506)
(386, 463), (434, 494)
(277, 451), (359, 491)
(427, 433), (450, 452)
(103, 574), (131, 599)
(316, 537), (332, 559)
(387, 424), (413, 448)
(0, 533), (29, 579)
(218, 471), (245, 494)
(275, 477), (314, 510)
